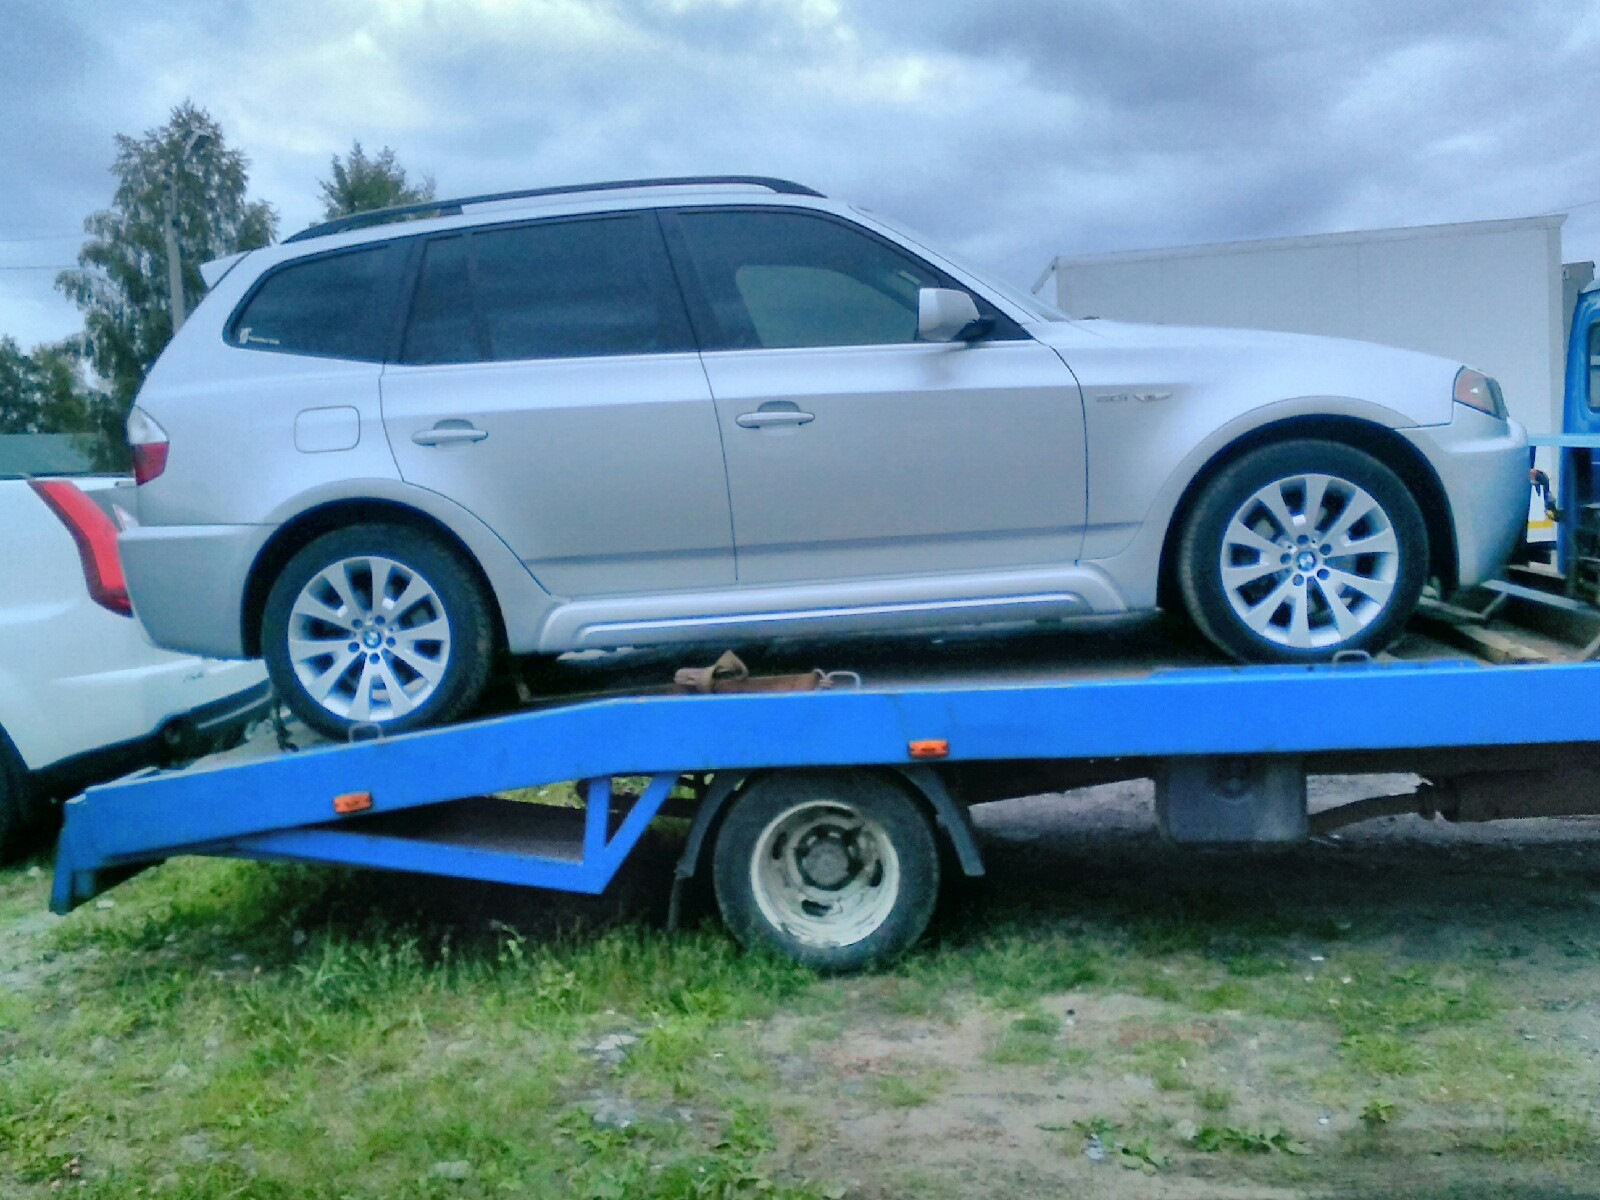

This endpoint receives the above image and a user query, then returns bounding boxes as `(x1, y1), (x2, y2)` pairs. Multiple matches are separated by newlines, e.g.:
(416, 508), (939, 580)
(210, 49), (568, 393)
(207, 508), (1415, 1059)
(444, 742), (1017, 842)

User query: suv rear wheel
(1178, 439), (1428, 662)
(261, 525), (495, 740)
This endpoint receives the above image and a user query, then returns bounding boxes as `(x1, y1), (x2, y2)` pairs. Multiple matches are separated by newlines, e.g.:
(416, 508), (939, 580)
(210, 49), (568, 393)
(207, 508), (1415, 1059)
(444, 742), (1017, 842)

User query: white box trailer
(1035, 215), (1592, 445)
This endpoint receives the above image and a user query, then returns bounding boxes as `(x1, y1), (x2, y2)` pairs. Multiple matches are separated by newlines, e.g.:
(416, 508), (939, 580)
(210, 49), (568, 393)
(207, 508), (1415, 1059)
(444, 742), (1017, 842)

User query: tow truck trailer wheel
(712, 770), (941, 971)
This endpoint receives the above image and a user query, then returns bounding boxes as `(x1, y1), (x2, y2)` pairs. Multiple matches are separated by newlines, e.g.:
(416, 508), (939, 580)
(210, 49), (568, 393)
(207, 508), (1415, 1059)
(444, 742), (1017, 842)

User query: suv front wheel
(261, 525), (495, 740)
(1178, 439), (1428, 662)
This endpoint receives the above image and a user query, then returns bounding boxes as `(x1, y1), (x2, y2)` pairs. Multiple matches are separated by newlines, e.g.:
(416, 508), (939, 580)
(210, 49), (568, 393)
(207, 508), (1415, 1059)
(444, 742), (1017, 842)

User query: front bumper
(1401, 406), (1528, 590)
(121, 523), (272, 659)
(160, 678), (273, 758)
(34, 677), (272, 800)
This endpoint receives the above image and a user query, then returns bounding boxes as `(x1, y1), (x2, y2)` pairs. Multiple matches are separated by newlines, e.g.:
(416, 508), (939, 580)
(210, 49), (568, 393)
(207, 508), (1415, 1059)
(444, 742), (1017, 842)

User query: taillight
(29, 480), (133, 617)
(127, 405), (169, 485)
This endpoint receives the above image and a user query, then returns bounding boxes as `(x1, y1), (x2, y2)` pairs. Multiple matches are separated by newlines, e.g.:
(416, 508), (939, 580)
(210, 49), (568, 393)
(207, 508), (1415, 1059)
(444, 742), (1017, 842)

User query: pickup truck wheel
(262, 525), (494, 740)
(713, 771), (940, 972)
(1179, 439), (1428, 662)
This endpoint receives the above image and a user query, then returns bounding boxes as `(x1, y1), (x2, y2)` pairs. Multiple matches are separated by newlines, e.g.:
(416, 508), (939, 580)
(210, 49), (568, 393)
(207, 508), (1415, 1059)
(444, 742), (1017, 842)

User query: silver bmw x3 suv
(120, 176), (1529, 738)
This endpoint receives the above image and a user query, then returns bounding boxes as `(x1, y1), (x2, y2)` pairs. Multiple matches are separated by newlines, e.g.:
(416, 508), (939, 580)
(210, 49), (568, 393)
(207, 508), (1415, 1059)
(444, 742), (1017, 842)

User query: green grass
(986, 1010), (1062, 1065)
(3, 858), (836, 1197)
(7, 826), (1600, 1196)
(871, 1065), (951, 1109)
(1190, 1123), (1309, 1155)
(1459, 1105), (1599, 1160)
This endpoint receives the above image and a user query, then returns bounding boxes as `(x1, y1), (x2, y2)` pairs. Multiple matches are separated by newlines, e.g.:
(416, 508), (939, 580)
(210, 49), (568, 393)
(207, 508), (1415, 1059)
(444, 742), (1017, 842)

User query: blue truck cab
(1550, 284), (1600, 575)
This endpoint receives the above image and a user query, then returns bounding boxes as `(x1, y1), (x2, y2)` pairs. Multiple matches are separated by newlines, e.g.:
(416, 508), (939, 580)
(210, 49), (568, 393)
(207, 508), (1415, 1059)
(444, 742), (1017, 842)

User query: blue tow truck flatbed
(49, 608), (1600, 969)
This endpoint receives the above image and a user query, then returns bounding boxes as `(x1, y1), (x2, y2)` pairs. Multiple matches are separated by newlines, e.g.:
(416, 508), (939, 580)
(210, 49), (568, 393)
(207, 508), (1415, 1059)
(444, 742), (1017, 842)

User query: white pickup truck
(0, 444), (268, 857)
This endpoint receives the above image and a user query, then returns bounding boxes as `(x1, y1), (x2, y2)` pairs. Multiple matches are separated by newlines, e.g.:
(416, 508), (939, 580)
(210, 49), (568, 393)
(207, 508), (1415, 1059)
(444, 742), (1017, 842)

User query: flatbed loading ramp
(48, 616), (1600, 970)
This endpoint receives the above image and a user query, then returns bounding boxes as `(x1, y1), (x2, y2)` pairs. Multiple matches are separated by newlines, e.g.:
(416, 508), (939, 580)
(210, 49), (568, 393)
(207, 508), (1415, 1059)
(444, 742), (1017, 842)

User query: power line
(0, 232), (83, 244)
(0, 265), (75, 272)
(1545, 195), (1600, 214)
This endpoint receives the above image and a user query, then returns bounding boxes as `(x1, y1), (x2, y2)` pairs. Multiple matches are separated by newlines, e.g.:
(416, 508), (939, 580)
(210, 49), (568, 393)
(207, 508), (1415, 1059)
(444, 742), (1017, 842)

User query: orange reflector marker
(908, 739), (949, 760)
(333, 791), (374, 815)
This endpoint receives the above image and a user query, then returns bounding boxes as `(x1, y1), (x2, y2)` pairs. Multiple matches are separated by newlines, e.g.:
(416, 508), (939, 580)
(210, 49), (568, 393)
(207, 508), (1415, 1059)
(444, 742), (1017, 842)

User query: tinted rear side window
(402, 237), (479, 365)
(229, 244), (399, 361)
(400, 214), (694, 365)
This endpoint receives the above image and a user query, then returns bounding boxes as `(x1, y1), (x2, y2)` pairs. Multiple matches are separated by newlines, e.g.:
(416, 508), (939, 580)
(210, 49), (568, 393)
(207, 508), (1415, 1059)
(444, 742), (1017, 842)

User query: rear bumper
(1402, 408), (1528, 589)
(121, 523), (270, 659)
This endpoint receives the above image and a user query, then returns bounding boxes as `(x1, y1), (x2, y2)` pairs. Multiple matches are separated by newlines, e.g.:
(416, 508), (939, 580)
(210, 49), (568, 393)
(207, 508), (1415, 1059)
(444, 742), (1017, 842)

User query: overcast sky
(4, 0), (1599, 350)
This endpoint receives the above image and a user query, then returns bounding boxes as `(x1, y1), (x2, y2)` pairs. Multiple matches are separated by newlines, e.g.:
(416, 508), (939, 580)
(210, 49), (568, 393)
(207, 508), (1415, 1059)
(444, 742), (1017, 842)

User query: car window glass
(402, 236), (479, 365)
(857, 206), (1071, 322)
(732, 265), (918, 347)
(1589, 321), (1600, 411)
(470, 216), (692, 361)
(230, 246), (394, 360)
(675, 210), (942, 350)
(0, 434), (111, 478)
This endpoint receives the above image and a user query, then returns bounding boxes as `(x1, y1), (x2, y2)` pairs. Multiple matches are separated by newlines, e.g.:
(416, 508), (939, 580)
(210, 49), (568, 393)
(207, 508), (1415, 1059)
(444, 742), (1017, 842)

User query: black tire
(261, 524), (495, 740)
(712, 770), (940, 972)
(0, 728), (26, 862)
(1178, 439), (1428, 663)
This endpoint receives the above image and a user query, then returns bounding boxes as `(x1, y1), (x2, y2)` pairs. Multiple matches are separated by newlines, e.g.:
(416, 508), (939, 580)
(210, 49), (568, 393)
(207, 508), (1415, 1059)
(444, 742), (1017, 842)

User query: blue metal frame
(1536, 289), (1600, 572)
(52, 657), (1600, 913)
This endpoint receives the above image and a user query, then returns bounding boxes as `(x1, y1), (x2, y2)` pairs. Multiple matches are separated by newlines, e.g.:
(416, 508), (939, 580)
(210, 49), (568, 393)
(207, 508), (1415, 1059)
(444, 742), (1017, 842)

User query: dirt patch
(762, 779), (1600, 1197)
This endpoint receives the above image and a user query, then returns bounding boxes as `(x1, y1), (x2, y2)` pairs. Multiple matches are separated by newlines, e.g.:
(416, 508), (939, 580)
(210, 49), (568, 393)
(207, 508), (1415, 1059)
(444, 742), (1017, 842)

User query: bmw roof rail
(285, 176), (826, 243)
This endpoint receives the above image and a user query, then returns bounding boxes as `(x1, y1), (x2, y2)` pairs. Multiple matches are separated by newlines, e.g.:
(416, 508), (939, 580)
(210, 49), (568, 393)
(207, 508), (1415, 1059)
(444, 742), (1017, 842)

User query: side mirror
(918, 288), (988, 343)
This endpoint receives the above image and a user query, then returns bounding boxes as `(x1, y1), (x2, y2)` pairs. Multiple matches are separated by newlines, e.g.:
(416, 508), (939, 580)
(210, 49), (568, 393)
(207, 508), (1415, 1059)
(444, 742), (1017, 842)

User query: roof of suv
(285, 176), (827, 245)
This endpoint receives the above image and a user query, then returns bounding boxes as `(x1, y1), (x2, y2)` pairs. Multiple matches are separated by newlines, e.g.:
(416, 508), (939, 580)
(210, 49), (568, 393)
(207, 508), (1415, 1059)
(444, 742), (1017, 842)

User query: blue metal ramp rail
(52, 657), (1600, 913)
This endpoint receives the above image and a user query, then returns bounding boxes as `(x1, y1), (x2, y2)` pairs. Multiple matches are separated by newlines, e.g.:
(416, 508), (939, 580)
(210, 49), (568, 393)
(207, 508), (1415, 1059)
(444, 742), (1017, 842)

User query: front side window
(672, 209), (1019, 351)
(401, 214), (694, 365)
(229, 244), (398, 361)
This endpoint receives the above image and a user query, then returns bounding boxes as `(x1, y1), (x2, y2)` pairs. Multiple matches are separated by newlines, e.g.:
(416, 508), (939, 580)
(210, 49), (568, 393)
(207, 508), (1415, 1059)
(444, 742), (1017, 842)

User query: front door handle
(735, 410), (816, 429)
(412, 422), (488, 447)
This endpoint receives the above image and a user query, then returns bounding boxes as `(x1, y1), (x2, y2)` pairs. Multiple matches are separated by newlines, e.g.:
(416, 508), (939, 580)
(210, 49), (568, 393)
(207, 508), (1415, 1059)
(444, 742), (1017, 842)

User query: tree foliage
(318, 142), (436, 220)
(56, 101), (278, 411)
(0, 336), (123, 468)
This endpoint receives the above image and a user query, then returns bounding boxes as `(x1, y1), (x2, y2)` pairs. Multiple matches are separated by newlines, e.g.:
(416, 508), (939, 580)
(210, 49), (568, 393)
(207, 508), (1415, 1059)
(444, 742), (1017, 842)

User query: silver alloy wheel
(749, 800), (901, 949)
(1219, 471), (1401, 650)
(286, 555), (453, 723)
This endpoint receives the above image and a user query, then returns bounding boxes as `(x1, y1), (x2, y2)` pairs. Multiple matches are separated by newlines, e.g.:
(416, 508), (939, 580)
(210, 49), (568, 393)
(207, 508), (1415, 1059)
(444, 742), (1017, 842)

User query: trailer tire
(1179, 439), (1427, 662)
(712, 771), (940, 972)
(262, 524), (495, 740)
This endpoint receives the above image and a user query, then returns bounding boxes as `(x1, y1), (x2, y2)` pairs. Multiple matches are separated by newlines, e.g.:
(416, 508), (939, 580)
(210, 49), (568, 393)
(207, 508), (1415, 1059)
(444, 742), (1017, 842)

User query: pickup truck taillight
(29, 480), (133, 617)
(126, 406), (169, 485)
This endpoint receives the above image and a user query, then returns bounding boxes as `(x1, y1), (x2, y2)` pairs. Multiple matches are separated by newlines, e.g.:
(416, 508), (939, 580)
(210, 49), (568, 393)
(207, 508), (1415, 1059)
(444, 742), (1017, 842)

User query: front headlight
(1454, 367), (1506, 419)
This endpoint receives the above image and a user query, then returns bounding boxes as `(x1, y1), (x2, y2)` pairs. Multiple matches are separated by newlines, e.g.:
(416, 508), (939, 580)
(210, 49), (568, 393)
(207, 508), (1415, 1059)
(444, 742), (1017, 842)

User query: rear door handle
(735, 410), (816, 429)
(412, 423), (488, 446)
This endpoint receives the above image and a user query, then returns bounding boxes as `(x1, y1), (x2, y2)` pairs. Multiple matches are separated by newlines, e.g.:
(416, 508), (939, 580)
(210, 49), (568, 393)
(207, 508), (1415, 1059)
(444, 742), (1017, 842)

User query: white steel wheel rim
(286, 555), (452, 723)
(1219, 472), (1401, 650)
(749, 800), (901, 949)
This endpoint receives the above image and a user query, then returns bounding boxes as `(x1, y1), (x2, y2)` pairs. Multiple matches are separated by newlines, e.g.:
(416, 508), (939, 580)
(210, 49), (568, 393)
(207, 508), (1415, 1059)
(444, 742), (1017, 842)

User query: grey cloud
(4, 0), (1600, 347)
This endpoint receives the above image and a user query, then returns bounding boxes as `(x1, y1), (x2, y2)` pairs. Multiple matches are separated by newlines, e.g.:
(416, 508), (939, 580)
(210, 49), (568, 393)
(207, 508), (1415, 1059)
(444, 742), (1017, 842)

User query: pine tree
(318, 142), (436, 220)
(56, 101), (278, 412)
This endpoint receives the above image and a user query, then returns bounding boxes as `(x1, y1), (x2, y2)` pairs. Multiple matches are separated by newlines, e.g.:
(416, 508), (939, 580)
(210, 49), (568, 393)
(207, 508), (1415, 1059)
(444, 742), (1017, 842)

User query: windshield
(0, 433), (121, 480)
(851, 207), (1070, 323)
